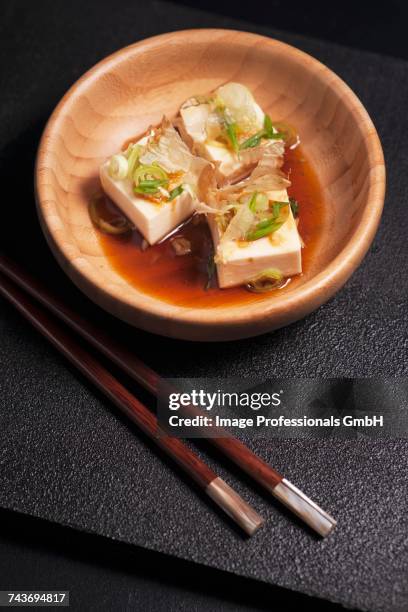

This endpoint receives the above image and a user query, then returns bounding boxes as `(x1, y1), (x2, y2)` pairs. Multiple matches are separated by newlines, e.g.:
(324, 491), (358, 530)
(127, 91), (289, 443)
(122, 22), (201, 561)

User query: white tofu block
(179, 101), (266, 184)
(203, 144), (247, 184)
(209, 189), (302, 288)
(99, 162), (194, 245)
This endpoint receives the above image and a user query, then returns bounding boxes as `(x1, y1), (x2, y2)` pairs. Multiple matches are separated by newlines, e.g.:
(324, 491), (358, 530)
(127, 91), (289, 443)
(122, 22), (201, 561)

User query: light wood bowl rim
(35, 29), (386, 339)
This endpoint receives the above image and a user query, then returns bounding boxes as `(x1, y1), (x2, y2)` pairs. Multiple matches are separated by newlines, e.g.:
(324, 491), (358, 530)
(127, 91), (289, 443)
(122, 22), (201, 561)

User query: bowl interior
(36, 29), (384, 340)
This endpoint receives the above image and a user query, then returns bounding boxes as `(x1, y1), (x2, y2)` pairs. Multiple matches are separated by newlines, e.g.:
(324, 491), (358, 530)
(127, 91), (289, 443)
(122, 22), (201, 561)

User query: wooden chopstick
(0, 269), (264, 537)
(0, 255), (336, 537)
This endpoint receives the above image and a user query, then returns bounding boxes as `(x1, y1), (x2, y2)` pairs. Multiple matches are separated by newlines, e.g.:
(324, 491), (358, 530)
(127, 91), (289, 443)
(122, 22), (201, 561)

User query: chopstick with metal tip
(0, 270), (264, 537)
(0, 255), (336, 537)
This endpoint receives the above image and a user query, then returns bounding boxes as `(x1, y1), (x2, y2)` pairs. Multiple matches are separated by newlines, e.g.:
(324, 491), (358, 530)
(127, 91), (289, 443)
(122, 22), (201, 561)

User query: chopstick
(0, 269), (264, 537)
(0, 255), (336, 537)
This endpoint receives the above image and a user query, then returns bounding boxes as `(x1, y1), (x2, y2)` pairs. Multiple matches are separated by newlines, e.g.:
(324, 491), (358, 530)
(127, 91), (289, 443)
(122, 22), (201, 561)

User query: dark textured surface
(0, 1), (408, 611)
(0, 508), (344, 612)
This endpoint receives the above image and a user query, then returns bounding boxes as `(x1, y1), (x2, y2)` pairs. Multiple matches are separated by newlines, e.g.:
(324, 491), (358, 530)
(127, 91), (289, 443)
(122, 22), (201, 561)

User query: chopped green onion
(133, 164), (169, 194)
(239, 131), (263, 150)
(124, 142), (142, 158)
(246, 220), (284, 241)
(138, 179), (168, 188)
(168, 184), (184, 201)
(108, 154), (128, 180)
(248, 191), (258, 212)
(134, 178), (169, 195)
(239, 116), (285, 149)
(289, 197), (299, 217)
(89, 197), (132, 235)
(271, 201), (288, 218)
(134, 187), (159, 194)
(268, 131), (286, 140)
(263, 114), (274, 138)
(255, 217), (277, 230)
(134, 163), (168, 183)
(135, 187), (161, 195)
(243, 200), (290, 241)
(226, 122), (239, 152)
(271, 122), (299, 148)
(216, 106), (239, 152)
(246, 268), (284, 293)
(245, 202), (289, 241)
(126, 145), (143, 179)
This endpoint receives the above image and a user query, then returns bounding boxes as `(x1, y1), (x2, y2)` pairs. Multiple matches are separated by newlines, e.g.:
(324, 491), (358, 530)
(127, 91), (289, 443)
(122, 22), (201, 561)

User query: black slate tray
(0, 2), (407, 611)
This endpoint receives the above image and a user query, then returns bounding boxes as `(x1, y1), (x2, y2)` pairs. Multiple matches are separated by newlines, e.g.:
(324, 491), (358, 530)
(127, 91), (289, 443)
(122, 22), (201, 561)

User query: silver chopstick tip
(206, 477), (265, 536)
(273, 478), (336, 538)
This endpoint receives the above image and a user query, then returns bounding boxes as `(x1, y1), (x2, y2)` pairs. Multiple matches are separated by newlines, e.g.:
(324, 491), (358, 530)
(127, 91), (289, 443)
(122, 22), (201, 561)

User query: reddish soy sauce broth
(96, 146), (324, 307)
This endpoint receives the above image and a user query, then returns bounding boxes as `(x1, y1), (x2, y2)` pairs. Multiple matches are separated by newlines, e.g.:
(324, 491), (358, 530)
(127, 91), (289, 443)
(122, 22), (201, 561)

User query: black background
(1, 1), (407, 611)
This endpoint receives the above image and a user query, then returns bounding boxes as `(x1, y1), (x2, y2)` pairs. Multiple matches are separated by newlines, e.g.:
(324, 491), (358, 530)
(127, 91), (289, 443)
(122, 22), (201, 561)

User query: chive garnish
(248, 191), (258, 212)
(271, 201), (288, 217)
(263, 114), (274, 138)
(240, 132), (263, 150)
(246, 220), (284, 241)
(257, 217), (276, 230)
(138, 179), (167, 188)
(289, 197), (299, 217)
(216, 106), (239, 153)
(245, 201), (289, 241)
(239, 114), (285, 150)
(168, 185), (184, 201)
(133, 163), (169, 194)
(134, 187), (160, 194)
(134, 178), (168, 195)
(246, 268), (284, 293)
(269, 132), (286, 140)
(226, 122), (239, 152)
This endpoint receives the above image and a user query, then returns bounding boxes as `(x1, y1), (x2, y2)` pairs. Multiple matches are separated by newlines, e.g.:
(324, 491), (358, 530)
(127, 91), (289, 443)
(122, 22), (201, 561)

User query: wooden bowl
(35, 29), (385, 341)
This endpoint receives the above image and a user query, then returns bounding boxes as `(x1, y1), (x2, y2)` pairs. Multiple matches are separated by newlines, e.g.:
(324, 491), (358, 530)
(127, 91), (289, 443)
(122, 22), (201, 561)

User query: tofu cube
(99, 138), (194, 245)
(179, 100), (266, 184)
(209, 189), (302, 288)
